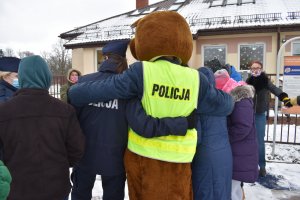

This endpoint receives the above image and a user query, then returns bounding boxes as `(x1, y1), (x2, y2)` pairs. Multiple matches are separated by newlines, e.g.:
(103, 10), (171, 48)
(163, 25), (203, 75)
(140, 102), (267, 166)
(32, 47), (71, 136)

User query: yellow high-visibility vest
(128, 60), (199, 163)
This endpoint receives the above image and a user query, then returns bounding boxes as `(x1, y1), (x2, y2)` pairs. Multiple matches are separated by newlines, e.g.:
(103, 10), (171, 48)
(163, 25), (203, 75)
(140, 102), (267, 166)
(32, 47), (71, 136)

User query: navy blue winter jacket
(75, 59), (128, 176)
(75, 59), (189, 176)
(69, 60), (234, 142)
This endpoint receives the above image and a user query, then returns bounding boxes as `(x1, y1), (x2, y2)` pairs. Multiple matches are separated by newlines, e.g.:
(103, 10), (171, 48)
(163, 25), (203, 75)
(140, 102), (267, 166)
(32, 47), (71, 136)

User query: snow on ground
(244, 143), (300, 200)
(90, 143), (300, 200)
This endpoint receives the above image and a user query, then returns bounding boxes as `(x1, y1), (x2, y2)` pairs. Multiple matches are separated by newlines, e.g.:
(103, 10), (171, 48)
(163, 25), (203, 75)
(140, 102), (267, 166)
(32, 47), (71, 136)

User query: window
(292, 41), (300, 56)
(227, 0), (238, 5)
(203, 45), (226, 70)
(175, 0), (186, 3)
(239, 43), (264, 70)
(211, 0), (223, 7)
(131, 10), (142, 16)
(142, 7), (157, 14)
(242, 0), (255, 3)
(168, 4), (181, 11)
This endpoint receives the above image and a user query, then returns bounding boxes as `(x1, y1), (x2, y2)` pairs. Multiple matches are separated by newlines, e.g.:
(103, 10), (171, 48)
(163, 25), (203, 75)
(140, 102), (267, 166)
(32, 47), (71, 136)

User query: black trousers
(71, 166), (126, 200)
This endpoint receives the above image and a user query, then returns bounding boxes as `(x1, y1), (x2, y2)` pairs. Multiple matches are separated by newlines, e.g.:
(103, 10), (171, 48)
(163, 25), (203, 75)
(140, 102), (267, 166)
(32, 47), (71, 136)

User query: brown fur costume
(124, 11), (194, 200)
(130, 11), (193, 65)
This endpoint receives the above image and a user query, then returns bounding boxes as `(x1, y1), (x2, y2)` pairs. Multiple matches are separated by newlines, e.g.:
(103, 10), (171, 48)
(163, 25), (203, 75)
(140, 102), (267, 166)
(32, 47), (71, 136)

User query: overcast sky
(0, 0), (162, 55)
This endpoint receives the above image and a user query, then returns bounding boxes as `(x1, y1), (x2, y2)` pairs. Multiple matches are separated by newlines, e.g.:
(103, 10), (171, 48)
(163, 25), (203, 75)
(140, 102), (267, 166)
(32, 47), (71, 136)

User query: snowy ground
(89, 143), (300, 200)
(244, 143), (300, 200)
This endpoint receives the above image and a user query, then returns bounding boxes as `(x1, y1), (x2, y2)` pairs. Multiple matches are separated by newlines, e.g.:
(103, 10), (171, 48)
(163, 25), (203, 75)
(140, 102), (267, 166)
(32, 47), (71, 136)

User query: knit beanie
(215, 69), (246, 93)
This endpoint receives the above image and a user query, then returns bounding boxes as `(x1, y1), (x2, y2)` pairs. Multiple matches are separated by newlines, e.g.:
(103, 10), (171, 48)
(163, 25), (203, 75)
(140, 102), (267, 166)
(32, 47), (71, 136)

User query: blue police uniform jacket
(69, 58), (234, 144)
(75, 59), (128, 176)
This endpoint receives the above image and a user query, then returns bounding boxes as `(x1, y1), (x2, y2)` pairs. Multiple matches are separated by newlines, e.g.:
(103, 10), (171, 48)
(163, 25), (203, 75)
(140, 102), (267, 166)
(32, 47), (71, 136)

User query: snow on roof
(60, 0), (300, 47)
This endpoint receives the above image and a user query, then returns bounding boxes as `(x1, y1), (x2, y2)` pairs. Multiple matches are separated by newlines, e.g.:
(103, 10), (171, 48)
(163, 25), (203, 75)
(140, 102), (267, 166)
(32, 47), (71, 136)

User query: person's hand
(187, 109), (196, 129)
(279, 92), (293, 108)
(283, 97), (293, 108)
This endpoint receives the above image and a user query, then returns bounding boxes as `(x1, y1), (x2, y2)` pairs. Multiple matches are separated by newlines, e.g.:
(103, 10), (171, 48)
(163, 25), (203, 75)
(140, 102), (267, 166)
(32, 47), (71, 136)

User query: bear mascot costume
(125, 11), (196, 200)
(68, 11), (233, 200)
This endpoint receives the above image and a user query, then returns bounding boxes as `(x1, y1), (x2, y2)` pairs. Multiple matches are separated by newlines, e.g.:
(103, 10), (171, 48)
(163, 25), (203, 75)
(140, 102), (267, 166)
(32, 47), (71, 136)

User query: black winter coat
(246, 72), (283, 113)
(0, 89), (85, 200)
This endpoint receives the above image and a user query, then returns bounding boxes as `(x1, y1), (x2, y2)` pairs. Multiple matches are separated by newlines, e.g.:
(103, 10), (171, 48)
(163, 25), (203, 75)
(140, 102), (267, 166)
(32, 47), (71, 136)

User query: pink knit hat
(214, 69), (246, 93)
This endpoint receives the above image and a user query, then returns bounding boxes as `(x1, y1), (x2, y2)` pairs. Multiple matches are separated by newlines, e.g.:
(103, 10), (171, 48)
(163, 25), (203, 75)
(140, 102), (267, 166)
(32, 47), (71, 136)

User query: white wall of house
(72, 48), (97, 75)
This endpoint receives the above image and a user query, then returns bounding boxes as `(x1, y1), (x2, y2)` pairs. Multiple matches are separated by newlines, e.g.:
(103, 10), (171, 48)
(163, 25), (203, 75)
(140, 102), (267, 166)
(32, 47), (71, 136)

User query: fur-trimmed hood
(230, 84), (255, 102)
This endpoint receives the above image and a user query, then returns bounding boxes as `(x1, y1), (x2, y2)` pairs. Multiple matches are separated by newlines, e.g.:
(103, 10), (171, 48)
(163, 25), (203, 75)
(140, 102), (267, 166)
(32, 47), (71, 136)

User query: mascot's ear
(130, 18), (141, 60)
(131, 18), (141, 28)
(129, 38), (138, 60)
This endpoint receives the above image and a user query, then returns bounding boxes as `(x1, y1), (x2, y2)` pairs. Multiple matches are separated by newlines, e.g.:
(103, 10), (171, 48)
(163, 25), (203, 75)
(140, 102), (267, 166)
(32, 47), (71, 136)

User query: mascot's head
(130, 11), (193, 65)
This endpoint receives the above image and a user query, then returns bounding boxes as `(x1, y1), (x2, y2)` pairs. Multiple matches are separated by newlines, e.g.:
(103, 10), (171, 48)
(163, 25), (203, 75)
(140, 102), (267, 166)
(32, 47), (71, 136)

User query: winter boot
(259, 167), (267, 177)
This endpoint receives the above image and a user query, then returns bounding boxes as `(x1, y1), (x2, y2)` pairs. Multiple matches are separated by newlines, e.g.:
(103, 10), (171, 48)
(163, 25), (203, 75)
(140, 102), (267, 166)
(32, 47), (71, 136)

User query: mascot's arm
(197, 72), (234, 116)
(68, 63), (144, 107)
(126, 98), (189, 138)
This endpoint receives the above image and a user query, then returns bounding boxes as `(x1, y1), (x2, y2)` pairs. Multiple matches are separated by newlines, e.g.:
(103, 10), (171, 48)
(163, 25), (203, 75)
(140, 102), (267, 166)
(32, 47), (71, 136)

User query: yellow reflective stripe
(128, 130), (197, 154)
(128, 141), (195, 163)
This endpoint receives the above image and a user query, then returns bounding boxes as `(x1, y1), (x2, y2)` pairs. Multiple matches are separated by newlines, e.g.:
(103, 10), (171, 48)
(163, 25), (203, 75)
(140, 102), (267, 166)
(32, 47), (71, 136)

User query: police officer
(0, 57), (21, 103)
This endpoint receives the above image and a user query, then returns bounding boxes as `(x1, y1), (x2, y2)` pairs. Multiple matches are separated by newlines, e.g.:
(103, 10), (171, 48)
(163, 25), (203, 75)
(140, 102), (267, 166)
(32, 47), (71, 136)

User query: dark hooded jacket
(246, 72), (283, 113)
(227, 85), (258, 183)
(0, 55), (85, 200)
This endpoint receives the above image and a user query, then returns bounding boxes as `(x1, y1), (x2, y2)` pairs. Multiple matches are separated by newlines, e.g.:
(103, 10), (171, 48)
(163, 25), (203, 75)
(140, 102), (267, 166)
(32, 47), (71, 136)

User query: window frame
(291, 40), (300, 56)
(95, 47), (104, 72)
(238, 42), (266, 71)
(201, 44), (227, 67)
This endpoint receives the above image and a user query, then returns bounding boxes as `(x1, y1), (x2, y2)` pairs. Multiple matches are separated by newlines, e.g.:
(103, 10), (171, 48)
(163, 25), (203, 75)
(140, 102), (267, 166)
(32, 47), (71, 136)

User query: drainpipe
(277, 26), (281, 53)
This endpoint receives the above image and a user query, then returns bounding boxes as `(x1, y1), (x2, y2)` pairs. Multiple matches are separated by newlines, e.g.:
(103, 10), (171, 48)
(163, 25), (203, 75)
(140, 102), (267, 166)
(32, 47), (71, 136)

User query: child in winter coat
(215, 69), (259, 200)
(222, 64), (242, 82)
(214, 69), (246, 93)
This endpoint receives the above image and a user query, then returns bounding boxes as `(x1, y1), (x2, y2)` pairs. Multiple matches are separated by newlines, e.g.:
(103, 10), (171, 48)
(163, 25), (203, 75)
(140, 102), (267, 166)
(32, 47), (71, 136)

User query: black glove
(283, 98), (293, 108)
(278, 92), (293, 108)
(187, 109), (196, 129)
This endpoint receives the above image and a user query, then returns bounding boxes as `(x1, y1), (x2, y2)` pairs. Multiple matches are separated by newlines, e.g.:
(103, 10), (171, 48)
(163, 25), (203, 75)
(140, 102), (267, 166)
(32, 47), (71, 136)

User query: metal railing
(234, 13), (282, 23)
(265, 74), (299, 145)
(49, 75), (67, 99)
